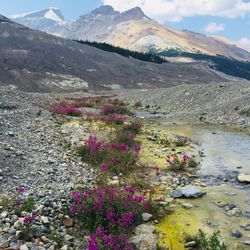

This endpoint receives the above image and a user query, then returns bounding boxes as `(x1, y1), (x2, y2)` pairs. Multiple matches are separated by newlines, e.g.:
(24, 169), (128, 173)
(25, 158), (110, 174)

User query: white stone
(142, 213), (153, 222)
(41, 216), (49, 224)
(0, 211), (8, 218)
(20, 244), (29, 250)
(237, 174), (250, 183)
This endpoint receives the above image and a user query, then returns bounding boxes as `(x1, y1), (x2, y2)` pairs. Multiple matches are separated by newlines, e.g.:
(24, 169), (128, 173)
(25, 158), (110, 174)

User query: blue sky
(1, 0), (250, 49)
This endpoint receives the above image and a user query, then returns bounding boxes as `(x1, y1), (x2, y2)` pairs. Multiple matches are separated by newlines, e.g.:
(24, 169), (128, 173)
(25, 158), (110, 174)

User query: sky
(1, 0), (250, 50)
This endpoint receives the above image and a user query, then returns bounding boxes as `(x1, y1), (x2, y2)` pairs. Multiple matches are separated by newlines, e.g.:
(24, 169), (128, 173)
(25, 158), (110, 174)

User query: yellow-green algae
(157, 185), (250, 250)
(156, 206), (199, 250)
(138, 125), (197, 168)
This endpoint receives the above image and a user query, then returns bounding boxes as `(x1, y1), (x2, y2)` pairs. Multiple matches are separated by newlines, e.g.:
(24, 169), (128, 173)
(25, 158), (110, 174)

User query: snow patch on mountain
(44, 8), (64, 23)
(12, 7), (64, 23)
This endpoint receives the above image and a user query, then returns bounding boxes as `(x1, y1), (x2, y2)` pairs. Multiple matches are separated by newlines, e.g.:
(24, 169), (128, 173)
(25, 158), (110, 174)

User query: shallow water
(159, 123), (250, 178)
(152, 121), (250, 249)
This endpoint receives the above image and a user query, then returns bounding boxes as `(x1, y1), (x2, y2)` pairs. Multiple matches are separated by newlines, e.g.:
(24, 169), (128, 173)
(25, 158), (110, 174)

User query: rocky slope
(0, 85), (98, 249)
(0, 15), (228, 92)
(118, 82), (250, 129)
(12, 5), (250, 61)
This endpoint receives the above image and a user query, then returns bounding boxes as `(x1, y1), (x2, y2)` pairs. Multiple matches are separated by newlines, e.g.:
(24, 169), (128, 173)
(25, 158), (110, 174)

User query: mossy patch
(156, 207), (199, 250)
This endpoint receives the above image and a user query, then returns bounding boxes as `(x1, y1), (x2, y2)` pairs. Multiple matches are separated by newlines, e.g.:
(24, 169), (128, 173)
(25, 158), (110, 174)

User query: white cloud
(101, 0), (250, 22)
(235, 38), (250, 51)
(204, 22), (225, 33)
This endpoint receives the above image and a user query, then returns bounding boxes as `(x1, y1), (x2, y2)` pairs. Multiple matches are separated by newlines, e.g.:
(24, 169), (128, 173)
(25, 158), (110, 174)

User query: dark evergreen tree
(76, 40), (166, 64)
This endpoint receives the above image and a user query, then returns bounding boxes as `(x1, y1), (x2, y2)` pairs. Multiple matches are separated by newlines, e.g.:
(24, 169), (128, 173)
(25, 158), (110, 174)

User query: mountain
(0, 14), (228, 92)
(12, 5), (250, 62)
(12, 7), (69, 36)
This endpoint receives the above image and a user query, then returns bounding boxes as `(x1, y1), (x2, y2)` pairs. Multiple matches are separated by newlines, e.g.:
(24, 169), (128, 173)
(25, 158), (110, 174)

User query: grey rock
(134, 224), (156, 235)
(32, 225), (49, 237)
(240, 224), (250, 231)
(0, 239), (9, 248)
(181, 188), (205, 198)
(8, 228), (16, 235)
(226, 207), (241, 217)
(130, 234), (157, 250)
(170, 190), (183, 198)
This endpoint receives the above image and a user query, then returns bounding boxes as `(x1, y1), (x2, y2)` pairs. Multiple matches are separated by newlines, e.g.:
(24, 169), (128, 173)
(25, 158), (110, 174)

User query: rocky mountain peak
(13, 7), (65, 23)
(91, 5), (117, 15)
(122, 7), (146, 19)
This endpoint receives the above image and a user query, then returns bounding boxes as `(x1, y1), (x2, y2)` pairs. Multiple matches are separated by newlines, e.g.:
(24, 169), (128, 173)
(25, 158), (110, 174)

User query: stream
(146, 118), (250, 250)
(160, 123), (250, 184)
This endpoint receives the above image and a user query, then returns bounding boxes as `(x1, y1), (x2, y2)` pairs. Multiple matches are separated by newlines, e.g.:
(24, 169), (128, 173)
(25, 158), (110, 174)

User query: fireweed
(87, 227), (133, 250)
(52, 101), (82, 117)
(22, 214), (36, 241)
(100, 105), (133, 116)
(78, 136), (140, 174)
(85, 112), (126, 125)
(112, 130), (137, 147)
(166, 153), (197, 171)
(65, 96), (124, 109)
(70, 186), (149, 234)
(14, 187), (36, 215)
(123, 120), (142, 135)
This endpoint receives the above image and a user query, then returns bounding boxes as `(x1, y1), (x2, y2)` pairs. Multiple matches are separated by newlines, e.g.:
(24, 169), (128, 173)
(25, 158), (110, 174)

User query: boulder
(134, 224), (156, 235)
(181, 188), (205, 198)
(130, 234), (157, 250)
(131, 224), (157, 250)
(237, 174), (250, 183)
(169, 190), (182, 198)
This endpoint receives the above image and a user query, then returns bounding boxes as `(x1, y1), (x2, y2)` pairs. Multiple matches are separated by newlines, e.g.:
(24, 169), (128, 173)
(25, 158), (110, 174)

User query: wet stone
(181, 188), (205, 198)
(170, 190), (182, 198)
(231, 229), (242, 238)
(185, 241), (197, 247)
(240, 224), (250, 231)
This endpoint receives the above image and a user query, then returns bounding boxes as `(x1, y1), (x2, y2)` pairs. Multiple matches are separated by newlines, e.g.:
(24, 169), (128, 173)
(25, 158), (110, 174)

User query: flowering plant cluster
(87, 227), (132, 250)
(113, 130), (136, 147)
(70, 186), (148, 233)
(123, 120), (142, 135)
(166, 153), (197, 171)
(15, 187), (36, 215)
(70, 186), (150, 249)
(23, 214), (36, 225)
(64, 96), (124, 109)
(66, 96), (106, 108)
(85, 112), (127, 125)
(78, 135), (140, 174)
(100, 105), (133, 116)
(52, 102), (82, 117)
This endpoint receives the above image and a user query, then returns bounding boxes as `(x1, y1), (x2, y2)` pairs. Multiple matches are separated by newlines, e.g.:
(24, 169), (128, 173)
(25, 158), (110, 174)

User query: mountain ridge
(0, 15), (228, 92)
(11, 5), (250, 62)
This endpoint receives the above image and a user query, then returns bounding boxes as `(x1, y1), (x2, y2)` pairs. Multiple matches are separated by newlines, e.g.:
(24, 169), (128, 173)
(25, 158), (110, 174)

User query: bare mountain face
(0, 14), (228, 92)
(12, 5), (250, 62)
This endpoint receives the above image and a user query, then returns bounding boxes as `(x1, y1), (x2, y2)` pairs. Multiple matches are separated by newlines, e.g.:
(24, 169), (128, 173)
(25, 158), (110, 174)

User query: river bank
(116, 82), (250, 131)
